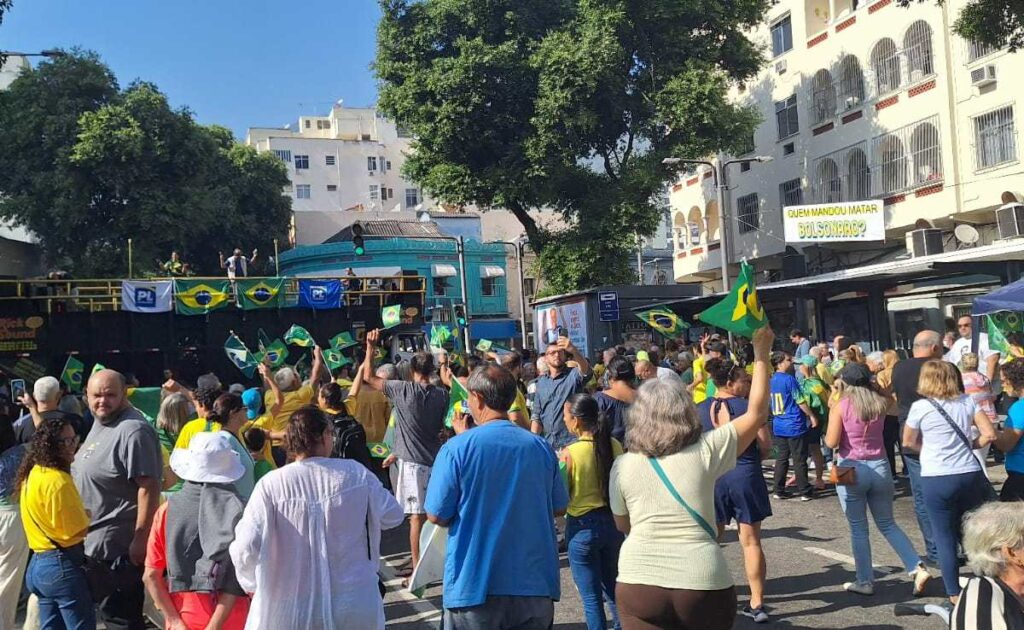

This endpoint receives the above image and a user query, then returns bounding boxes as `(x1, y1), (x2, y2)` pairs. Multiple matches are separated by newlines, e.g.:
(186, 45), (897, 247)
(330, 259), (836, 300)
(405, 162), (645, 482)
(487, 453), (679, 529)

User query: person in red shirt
(144, 432), (249, 630)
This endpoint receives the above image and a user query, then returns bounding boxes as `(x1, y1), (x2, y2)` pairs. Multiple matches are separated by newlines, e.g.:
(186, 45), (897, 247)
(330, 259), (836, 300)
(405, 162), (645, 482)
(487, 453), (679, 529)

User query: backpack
(327, 411), (374, 472)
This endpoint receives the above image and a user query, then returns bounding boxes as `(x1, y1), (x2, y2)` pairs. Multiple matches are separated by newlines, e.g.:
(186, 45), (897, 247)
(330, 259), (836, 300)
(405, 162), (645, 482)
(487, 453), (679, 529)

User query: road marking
(381, 556), (442, 629)
(803, 546), (895, 577)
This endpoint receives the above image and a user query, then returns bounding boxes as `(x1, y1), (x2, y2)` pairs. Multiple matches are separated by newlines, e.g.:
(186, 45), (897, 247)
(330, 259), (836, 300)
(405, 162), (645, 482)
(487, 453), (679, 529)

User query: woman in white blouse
(230, 406), (403, 629)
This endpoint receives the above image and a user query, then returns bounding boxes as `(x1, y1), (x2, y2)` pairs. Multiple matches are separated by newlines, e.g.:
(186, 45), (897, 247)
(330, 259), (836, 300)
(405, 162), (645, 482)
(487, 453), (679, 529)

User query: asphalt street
(381, 461), (1008, 629)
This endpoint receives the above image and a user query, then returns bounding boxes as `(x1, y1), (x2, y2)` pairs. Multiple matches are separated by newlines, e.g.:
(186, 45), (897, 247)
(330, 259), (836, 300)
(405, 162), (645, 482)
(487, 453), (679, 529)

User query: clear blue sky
(2, 0), (382, 139)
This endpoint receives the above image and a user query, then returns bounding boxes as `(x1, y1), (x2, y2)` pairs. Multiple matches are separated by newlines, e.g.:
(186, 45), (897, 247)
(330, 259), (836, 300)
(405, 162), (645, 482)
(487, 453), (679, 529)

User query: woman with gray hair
(951, 501), (1024, 629)
(609, 326), (774, 630)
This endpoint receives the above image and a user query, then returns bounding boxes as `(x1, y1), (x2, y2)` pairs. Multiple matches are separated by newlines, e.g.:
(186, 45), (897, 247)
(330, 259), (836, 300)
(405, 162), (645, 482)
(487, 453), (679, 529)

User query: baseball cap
(838, 362), (873, 388)
(635, 350), (650, 363)
(241, 388), (263, 420)
(799, 355), (818, 368)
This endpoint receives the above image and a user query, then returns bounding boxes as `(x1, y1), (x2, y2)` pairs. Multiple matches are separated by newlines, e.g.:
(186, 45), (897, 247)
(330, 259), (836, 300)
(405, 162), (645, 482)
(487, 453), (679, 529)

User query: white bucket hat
(170, 431), (245, 484)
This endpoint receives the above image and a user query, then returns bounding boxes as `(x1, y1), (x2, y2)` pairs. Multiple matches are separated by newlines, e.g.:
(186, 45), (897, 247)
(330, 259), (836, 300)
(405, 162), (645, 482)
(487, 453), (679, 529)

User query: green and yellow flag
(987, 314), (1014, 355)
(224, 334), (259, 378)
(236, 278), (284, 310)
(284, 324), (315, 347)
(382, 305), (402, 329)
(697, 261), (767, 338)
(255, 329), (289, 368)
(635, 306), (689, 337)
(174, 280), (231, 315)
(330, 332), (358, 351)
(60, 356), (85, 392)
(475, 339), (493, 352)
(323, 347), (352, 372)
(91, 362), (106, 377)
(430, 323), (452, 348)
(443, 378), (470, 428)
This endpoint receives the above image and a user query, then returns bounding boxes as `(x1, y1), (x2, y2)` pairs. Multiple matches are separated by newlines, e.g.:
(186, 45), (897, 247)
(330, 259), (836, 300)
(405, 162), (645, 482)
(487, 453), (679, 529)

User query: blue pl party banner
(121, 280), (173, 313)
(298, 279), (343, 310)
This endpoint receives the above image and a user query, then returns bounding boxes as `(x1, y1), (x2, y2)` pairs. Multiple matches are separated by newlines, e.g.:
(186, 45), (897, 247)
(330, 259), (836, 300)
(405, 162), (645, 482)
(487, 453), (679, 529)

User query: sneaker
(772, 492), (790, 500)
(911, 563), (932, 596)
(741, 605), (770, 623)
(844, 581), (875, 596)
(800, 493), (814, 502)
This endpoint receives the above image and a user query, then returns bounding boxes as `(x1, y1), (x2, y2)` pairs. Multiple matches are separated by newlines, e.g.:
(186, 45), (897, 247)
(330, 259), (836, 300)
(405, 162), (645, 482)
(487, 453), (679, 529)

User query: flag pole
(127, 238), (133, 279)
(273, 239), (280, 276)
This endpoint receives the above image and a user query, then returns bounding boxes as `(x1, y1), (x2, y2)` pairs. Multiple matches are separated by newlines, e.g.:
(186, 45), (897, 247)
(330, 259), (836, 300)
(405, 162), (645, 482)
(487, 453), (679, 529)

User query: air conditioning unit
(970, 64), (997, 88)
(996, 202), (1024, 239)
(907, 228), (943, 257)
(775, 59), (787, 75)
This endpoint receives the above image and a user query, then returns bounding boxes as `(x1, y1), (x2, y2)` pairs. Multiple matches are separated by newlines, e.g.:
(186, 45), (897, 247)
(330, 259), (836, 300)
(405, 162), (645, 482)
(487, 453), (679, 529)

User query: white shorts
(395, 460), (432, 515)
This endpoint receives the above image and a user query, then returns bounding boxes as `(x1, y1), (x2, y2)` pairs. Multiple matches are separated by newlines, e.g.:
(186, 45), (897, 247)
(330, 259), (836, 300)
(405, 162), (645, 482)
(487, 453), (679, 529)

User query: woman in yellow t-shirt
(561, 393), (624, 630)
(17, 417), (94, 629)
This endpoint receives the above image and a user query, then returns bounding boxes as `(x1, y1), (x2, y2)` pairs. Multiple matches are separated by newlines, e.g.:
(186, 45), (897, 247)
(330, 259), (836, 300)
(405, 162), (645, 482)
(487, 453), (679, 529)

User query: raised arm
(258, 362), (283, 418)
(309, 345), (325, 386)
(362, 329), (386, 392)
(731, 326), (775, 454)
(560, 336), (590, 376)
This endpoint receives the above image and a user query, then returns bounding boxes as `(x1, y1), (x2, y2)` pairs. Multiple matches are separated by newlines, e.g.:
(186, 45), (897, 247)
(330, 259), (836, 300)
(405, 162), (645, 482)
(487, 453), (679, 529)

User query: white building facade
(669, 0), (1024, 299)
(246, 104), (430, 217)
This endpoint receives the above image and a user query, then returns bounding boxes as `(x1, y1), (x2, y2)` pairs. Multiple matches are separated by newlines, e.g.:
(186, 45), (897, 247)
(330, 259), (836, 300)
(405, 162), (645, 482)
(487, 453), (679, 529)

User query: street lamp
(661, 155), (772, 292)
(0, 49), (68, 58)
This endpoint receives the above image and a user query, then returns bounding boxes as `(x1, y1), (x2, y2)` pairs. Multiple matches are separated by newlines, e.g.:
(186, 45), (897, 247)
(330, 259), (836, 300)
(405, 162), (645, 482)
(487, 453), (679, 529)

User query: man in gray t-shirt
(362, 329), (448, 576)
(73, 369), (162, 630)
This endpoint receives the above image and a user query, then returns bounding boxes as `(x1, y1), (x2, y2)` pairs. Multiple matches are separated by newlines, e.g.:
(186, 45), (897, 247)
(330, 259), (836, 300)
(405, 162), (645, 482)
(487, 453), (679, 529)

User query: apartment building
(669, 0), (1024, 302)
(246, 104), (428, 215)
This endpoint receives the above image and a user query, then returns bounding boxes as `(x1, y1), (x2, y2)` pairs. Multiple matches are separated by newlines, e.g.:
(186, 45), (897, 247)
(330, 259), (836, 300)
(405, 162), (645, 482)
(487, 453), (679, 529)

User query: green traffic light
(355, 245), (365, 255)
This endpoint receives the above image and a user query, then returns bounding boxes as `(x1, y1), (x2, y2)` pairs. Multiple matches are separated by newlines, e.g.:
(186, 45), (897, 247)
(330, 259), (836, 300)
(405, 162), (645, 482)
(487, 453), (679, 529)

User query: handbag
(926, 399), (999, 502)
(830, 464), (857, 485)
(647, 458), (717, 540)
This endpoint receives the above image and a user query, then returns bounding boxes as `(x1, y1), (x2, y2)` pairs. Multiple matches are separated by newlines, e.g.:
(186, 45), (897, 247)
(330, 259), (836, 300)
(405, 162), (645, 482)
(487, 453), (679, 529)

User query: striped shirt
(951, 577), (1024, 630)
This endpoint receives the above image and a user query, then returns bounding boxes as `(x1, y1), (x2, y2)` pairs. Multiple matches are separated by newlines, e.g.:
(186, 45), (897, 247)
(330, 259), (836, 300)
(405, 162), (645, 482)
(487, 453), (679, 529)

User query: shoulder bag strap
(24, 481), (65, 551)
(926, 399), (985, 474)
(647, 458), (716, 540)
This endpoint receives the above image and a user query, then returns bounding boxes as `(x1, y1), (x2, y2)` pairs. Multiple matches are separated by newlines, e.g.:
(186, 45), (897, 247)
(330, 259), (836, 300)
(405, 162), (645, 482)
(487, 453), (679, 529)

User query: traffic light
(352, 222), (365, 256)
(454, 304), (467, 327)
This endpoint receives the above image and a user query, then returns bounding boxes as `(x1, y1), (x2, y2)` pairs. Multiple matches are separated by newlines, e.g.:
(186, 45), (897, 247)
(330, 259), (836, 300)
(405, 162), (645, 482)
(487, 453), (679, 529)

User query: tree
(0, 51), (291, 277)
(900, 0), (1024, 51)
(376, 0), (763, 294)
(0, 0), (13, 66)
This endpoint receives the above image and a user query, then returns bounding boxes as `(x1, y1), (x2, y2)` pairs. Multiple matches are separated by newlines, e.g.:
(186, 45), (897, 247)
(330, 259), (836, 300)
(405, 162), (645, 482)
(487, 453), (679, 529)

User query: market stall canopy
(973, 277), (1024, 315)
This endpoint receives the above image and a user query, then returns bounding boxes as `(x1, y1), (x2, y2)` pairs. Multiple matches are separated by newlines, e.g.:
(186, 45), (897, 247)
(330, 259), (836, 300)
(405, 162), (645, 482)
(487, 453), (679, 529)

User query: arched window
(878, 135), (907, 194)
(910, 122), (942, 184)
(871, 38), (901, 95)
(811, 69), (837, 125)
(847, 149), (871, 201)
(837, 56), (865, 108)
(685, 207), (702, 247)
(705, 200), (720, 242)
(815, 158), (842, 203)
(904, 21), (934, 80)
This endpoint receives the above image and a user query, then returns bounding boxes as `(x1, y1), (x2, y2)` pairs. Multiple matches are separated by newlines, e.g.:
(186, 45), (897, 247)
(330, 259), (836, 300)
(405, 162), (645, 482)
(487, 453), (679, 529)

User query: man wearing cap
(145, 432), (249, 630)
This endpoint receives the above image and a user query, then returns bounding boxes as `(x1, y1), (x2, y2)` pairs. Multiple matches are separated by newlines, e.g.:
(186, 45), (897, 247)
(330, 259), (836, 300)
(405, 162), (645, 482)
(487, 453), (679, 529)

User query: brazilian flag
(174, 280), (231, 315)
(237, 278), (284, 310)
(697, 261), (768, 338)
(323, 347), (352, 371)
(255, 328), (289, 368)
(635, 306), (689, 338)
(60, 356), (85, 392)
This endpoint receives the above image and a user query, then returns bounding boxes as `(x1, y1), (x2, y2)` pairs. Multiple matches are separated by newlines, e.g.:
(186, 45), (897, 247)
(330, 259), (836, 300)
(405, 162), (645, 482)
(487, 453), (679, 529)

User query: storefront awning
(431, 264), (457, 278)
(479, 265), (505, 278)
(469, 318), (517, 340)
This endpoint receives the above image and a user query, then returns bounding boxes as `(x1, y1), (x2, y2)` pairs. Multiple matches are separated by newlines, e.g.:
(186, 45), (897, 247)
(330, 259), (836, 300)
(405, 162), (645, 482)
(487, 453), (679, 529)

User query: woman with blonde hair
(875, 350), (902, 477)
(903, 360), (998, 602)
(609, 327), (774, 630)
(156, 392), (192, 455)
(824, 364), (931, 596)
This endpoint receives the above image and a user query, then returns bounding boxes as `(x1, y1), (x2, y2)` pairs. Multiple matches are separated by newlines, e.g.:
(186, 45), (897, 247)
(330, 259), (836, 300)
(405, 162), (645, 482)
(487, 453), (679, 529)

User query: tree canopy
(375, 0), (764, 294)
(0, 51), (291, 277)
(901, 0), (1024, 51)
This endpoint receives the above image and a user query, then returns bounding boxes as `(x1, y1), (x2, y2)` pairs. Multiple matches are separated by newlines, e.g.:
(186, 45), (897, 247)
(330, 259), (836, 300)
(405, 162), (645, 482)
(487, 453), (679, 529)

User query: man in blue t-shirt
(533, 336), (590, 451)
(425, 364), (569, 628)
(770, 352), (819, 500)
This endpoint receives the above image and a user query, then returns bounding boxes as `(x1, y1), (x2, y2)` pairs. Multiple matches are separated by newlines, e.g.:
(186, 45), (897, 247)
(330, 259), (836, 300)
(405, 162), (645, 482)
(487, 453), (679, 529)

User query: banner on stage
(174, 280), (231, 315)
(782, 200), (884, 243)
(237, 278), (285, 310)
(121, 280), (173, 313)
(298, 279), (343, 310)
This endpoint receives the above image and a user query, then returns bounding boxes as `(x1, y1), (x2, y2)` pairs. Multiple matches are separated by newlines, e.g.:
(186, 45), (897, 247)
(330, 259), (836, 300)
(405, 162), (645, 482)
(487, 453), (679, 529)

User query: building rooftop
(324, 220), (446, 243)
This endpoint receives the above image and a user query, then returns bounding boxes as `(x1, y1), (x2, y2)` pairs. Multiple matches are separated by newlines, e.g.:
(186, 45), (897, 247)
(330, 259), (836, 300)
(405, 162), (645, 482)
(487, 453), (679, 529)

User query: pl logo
(311, 286), (327, 302)
(134, 288), (156, 308)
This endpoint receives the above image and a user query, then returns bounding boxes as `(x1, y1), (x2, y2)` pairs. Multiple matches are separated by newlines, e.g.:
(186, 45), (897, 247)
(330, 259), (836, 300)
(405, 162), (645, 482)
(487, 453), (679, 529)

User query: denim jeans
(920, 471), (991, 596)
(566, 508), (623, 630)
(903, 455), (939, 563)
(835, 458), (923, 584)
(24, 546), (96, 630)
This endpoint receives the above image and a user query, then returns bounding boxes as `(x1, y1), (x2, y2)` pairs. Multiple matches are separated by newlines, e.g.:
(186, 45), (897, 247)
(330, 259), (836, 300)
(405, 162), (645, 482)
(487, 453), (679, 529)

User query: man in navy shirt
(533, 336), (591, 451)
(426, 364), (569, 629)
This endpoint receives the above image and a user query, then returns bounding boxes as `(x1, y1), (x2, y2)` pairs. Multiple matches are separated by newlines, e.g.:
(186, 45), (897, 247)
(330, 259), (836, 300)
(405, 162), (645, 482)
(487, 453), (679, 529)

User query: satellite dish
(954, 224), (980, 245)
(914, 218), (935, 230)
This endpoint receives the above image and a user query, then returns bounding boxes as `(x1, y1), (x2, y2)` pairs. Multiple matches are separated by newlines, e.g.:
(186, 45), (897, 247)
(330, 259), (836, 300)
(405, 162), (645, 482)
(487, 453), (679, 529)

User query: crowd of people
(0, 315), (1023, 629)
